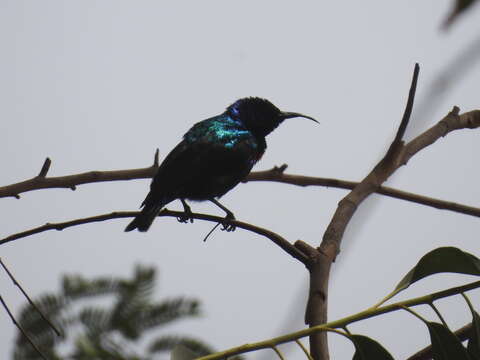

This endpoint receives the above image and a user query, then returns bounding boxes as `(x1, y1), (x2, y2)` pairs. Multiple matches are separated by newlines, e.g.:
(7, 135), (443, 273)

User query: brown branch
(303, 65), (480, 359)
(406, 322), (472, 360)
(3, 160), (480, 223)
(7, 162), (480, 221)
(0, 210), (309, 264)
(247, 169), (480, 218)
(0, 258), (61, 336)
(305, 64), (420, 360)
(0, 152), (159, 199)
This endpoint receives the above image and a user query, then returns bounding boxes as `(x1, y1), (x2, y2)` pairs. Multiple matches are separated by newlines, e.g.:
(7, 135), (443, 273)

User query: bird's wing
(143, 122), (262, 206)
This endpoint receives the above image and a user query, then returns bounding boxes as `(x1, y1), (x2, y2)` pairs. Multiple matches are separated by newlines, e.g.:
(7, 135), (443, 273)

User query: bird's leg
(209, 198), (236, 232)
(177, 199), (194, 223)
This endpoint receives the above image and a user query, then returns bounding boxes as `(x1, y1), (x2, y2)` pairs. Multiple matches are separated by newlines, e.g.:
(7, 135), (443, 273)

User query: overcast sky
(1, 1), (480, 359)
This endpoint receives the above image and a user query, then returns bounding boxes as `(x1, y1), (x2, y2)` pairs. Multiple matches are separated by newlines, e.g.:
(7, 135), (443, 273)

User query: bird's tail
(124, 204), (163, 232)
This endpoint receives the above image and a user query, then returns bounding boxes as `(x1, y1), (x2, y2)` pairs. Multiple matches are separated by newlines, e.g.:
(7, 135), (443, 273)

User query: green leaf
(150, 335), (213, 355)
(171, 344), (200, 360)
(63, 274), (119, 299)
(374, 247), (480, 307)
(139, 298), (200, 331)
(467, 311), (480, 358)
(14, 264), (208, 359)
(426, 322), (470, 360)
(78, 306), (112, 335)
(350, 335), (394, 360)
(111, 265), (157, 339)
(394, 247), (480, 293)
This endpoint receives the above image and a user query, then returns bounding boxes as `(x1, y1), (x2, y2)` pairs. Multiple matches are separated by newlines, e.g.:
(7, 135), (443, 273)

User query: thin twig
(38, 158), (51, 178)
(203, 223), (221, 242)
(0, 258), (61, 336)
(248, 168), (480, 218)
(387, 63), (420, 154)
(153, 148), (159, 167)
(0, 153), (159, 199)
(0, 295), (48, 360)
(295, 339), (314, 360)
(0, 210), (309, 264)
(428, 301), (449, 329)
(400, 305), (429, 324)
(271, 346), (285, 360)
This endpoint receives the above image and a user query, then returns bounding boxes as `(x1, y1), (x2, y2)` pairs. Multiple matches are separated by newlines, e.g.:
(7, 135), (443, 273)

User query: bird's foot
(220, 213), (236, 232)
(177, 210), (194, 224)
(177, 215), (194, 223)
(177, 199), (194, 224)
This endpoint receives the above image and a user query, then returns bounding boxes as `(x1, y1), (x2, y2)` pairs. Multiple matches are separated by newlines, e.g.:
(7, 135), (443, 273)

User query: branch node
(14, 194), (20, 199)
(275, 164), (288, 174)
(70, 185), (76, 191)
(38, 158), (51, 178)
(153, 148), (159, 167)
(295, 240), (318, 259)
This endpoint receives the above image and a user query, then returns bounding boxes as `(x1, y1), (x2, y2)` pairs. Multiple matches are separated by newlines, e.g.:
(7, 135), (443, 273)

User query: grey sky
(1, 1), (480, 358)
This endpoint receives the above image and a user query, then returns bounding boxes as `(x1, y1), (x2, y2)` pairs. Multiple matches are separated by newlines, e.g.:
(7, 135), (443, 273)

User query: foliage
(13, 265), (214, 360)
(197, 247), (480, 359)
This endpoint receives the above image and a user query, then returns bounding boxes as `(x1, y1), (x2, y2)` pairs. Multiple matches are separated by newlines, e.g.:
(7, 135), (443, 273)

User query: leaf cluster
(13, 265), (211, 360)
(198, 247), (480, 360)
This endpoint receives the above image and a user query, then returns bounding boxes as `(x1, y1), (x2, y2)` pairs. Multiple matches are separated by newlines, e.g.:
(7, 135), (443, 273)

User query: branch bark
(302, 63), (421, 360)
(0, 210), (309, 264)
(248, 166), (480, 218)
(302, 63), (480, 358)
(3, 148), (480, 221)
(0, 162), (157, 199)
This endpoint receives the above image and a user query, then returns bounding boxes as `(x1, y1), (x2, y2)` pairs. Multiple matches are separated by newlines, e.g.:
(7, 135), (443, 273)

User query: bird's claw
(177, 212), (194, 224)
(220, 214), (236, 232)
(177, 200), (194, 224)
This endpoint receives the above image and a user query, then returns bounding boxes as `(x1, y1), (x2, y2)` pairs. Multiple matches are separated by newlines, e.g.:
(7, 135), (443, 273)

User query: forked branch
(304, 63), (421, 360)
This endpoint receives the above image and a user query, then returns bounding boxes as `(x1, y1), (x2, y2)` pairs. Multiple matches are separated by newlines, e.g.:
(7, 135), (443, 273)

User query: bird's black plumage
(125, 97), (317, 232)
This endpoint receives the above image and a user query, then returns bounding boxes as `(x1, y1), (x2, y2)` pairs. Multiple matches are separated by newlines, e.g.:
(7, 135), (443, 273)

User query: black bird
(125, 97), (317, 232)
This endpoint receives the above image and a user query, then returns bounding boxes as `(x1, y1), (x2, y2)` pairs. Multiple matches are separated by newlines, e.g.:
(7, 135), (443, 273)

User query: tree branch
(3, 141), (480, 221)
(0, 152), (159, 199)
(305, 64), (420, 360)
(303, 66), (480, 359)
(248, 168), (480, 218)
(0, 210), (309, 264)
(4, 160), (480, 219)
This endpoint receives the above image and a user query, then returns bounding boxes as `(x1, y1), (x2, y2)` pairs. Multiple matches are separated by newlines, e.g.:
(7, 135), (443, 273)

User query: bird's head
(226, 97), (318, 137)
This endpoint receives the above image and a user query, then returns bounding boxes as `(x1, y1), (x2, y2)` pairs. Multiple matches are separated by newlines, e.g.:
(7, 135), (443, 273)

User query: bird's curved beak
(280, 111), (319, 124)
